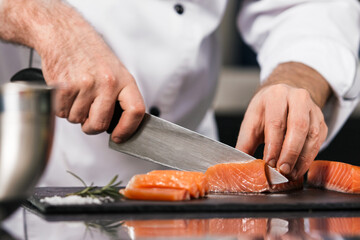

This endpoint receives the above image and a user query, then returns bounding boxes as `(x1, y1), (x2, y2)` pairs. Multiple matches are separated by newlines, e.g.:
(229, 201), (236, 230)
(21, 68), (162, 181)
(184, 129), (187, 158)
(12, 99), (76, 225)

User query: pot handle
(10, 68), (45, 83)
(10, 68), (122, 134)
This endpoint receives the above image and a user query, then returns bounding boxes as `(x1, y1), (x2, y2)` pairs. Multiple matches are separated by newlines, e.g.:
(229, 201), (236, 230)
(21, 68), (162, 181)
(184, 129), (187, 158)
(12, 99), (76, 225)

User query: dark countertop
(3, 187), (360, 240)
(3, 206), (360, 239)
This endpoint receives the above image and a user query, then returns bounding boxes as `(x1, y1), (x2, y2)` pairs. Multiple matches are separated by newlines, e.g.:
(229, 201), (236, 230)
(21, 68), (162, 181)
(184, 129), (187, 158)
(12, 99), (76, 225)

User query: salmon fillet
(310, 217), (360, 235)
(123, 218), (308, 238)
(122, 159), (303, 201)
(308, 160), (360, 193)
(205, 159), (303, 193)
(121, 170), (207, 201)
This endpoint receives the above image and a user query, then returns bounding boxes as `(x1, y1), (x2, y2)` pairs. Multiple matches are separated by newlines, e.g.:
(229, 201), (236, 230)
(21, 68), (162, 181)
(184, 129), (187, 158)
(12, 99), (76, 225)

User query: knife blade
(109, 113), (288, 185)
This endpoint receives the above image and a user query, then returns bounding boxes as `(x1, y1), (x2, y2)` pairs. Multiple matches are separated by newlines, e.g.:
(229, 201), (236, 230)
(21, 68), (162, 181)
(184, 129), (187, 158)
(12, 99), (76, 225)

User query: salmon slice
(126, 170), (206, 198)
(208, 218), (268, 237)
(205, 159), (303, 193)
(148, 170), (207, 197)
(121, 170), (207, 201)
(122, 159), (303, 201)
(310, 217), (360, 236)
(123, 219), (207, 237)
(308, 160), (360, 193)
(123, 218), (307, 238)
(205, 159), (269, 193)
(120, 187), (190, 201)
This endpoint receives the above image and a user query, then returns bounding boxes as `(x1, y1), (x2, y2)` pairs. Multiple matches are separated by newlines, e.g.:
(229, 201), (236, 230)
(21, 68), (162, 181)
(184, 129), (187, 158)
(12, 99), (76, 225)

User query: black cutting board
(27, 187), (360, 214)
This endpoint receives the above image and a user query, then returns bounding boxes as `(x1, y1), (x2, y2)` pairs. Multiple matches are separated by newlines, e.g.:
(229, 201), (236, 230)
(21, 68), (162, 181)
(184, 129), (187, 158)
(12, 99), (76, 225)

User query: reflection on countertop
(2, 208), (360, 240)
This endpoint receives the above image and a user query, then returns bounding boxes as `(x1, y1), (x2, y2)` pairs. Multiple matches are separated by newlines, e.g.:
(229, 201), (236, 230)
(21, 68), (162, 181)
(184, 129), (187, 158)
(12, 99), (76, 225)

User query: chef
(0, 0), (359, 185)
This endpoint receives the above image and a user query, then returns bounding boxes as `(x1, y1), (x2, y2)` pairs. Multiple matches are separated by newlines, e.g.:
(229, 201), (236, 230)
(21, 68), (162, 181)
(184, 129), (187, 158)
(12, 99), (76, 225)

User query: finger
(263, 90), (288, 167)
(54, 84), (78, 119)
(235, 98), (264, 156)
(289, 107), (328, 180)
(67, 74), (96, 124)
(81, 94), (115, 134)
(67, 88), (94, 124)
(276, 90), (310, 176)
(111, 82), (145, 143)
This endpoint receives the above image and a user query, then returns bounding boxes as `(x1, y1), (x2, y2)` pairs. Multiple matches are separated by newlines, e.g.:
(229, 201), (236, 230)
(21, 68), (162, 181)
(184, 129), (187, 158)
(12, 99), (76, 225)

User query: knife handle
(106, 100), (123, 134)
(10, 68), (122, 134)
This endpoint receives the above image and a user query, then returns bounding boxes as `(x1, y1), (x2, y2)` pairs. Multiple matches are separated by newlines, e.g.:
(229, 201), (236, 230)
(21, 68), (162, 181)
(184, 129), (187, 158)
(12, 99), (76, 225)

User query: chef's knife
(108, 111), (288, 185)
(11, 68), (288, 185)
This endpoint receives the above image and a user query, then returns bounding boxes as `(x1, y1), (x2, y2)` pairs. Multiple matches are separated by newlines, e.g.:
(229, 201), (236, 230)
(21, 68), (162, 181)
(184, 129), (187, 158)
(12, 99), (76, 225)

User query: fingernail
(268, 159), (276, 167)
(280, 163), (291, 175)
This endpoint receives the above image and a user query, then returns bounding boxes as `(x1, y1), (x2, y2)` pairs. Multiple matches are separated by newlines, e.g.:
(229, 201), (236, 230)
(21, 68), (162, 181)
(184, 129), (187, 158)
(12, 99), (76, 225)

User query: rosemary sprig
(66, 170), (122, 199)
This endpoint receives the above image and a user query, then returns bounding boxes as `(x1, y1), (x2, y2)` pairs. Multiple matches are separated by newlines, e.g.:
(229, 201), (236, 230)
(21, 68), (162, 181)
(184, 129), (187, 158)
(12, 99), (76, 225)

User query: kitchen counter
(2, 198), (360, 239)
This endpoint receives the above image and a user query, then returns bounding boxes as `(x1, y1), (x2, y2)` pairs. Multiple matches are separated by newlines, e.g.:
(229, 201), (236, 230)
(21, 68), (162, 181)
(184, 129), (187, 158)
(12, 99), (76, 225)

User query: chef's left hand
(236, 62), (331, 180)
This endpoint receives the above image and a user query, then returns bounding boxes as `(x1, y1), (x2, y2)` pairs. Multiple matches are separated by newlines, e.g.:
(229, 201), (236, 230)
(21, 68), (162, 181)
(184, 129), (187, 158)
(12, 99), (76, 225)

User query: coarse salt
(40, 195), (114, 205)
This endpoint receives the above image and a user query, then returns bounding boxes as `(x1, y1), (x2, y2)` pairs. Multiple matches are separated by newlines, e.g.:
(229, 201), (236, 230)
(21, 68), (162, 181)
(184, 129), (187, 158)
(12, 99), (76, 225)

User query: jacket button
(149, 106), (161, 117)
(174, 4), (184, 15)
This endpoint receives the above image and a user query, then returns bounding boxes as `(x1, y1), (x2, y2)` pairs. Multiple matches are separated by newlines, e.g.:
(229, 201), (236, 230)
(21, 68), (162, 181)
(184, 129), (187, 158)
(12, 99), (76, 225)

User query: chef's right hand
(28, 1), (145, 143)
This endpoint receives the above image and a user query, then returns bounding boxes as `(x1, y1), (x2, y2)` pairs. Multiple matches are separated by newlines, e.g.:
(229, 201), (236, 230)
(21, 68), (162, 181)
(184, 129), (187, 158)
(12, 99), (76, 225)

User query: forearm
(261, 62), (332, 108)
(0, 0), (92, 55)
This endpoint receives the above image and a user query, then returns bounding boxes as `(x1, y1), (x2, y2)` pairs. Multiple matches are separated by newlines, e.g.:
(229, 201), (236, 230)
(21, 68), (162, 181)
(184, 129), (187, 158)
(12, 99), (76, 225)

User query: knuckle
(91, 121), (108, 133)
(129, 104), (146, 119)
(272, 84), (287, 92)
(268, 119), (286, 131)
(307, 125), (320, 140)
(283, 147), (301, 160)
(297, 154), (309, 165)
(56, 110), (68, 118)
(292, 118), (309, 133)
(67, 115), (86, 124)
(265, 84), (288, 96)
(296, 88), (311, 100)
(80, 74), (95, 89)
(101, 72), (117, 89)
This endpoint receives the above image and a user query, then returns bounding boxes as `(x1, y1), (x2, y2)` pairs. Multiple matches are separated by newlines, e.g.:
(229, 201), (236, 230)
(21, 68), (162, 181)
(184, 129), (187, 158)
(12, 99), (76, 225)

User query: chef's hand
(236, 62), (331, 180)
(40, 22), (146, 144)
(0, 0), (145, 143)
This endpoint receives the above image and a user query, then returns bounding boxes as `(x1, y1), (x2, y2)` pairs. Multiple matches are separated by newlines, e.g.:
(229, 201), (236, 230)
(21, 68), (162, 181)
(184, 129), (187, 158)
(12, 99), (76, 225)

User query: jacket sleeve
(238, 0), (360, 149)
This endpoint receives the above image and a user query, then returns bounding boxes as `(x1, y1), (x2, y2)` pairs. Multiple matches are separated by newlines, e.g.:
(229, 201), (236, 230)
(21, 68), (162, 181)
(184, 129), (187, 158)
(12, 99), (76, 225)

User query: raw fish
(205, 159), (303, 193)
(308, 160), (360, 193)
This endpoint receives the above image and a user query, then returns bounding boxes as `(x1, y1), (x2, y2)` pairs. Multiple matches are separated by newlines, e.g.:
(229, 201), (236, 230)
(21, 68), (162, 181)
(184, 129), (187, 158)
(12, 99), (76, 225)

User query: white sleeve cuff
(259, 38), (358, 100)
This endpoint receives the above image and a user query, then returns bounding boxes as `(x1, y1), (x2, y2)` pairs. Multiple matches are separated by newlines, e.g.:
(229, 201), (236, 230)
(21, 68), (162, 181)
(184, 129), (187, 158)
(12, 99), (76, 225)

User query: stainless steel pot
(0, 75), (55, 220)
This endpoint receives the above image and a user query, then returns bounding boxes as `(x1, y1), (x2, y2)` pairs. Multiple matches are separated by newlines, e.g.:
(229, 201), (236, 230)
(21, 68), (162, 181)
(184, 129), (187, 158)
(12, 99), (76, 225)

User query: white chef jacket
(0, 0), (359, 186)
